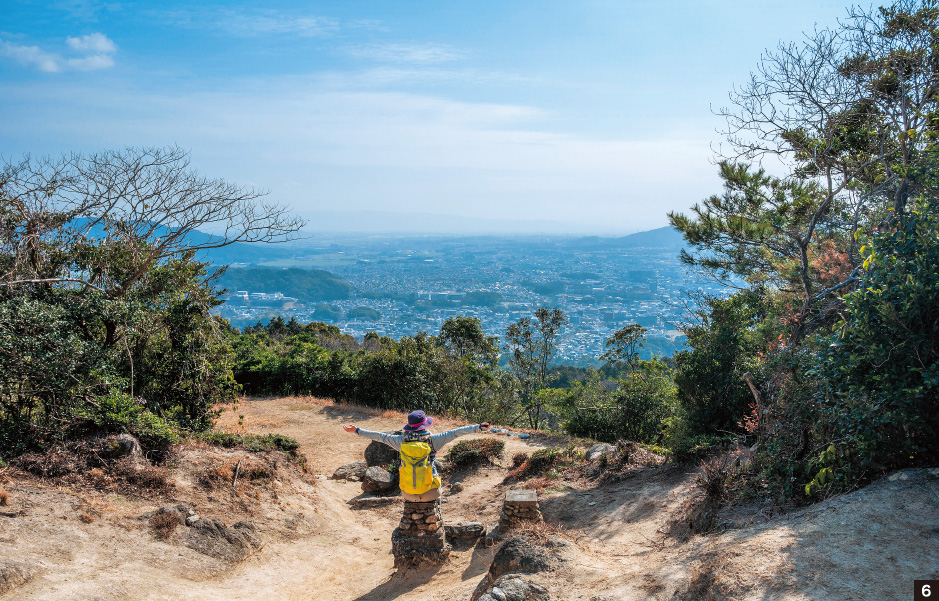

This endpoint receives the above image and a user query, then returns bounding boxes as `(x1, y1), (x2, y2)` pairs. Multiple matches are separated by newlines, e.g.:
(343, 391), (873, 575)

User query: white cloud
(0, 41), (61, 72)
(160, 8), (338, 37)
(66, 33), (117, 54)
(347, 43), (466, 64)
(0, 32), (116, 73)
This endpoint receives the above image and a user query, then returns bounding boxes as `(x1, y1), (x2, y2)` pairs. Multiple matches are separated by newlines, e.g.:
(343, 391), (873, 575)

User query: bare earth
(1, 395), (937, 601)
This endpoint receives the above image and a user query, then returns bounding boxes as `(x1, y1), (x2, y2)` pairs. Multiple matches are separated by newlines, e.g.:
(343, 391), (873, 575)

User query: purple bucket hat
(403, 410), (433, 432)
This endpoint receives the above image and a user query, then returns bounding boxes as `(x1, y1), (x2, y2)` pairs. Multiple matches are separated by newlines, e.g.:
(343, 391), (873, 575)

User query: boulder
(332, 460), (368, 480)
(0, 560), (34, 595)
(489, 536), (556, 580)
(444, 521), (485, 540)
(361, 466), (395, 494)
(586, 443), (615, 461)
(105, 433), (144, 460)
(365, 436), (400, 467)
(184, 519), (262, 562)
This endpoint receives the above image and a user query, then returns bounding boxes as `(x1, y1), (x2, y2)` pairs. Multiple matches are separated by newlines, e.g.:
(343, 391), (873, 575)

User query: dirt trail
(2, 395), (937, 601)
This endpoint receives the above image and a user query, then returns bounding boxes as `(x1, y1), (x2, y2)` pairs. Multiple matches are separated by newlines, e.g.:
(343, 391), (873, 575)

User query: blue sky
(1, 1), (849, 234)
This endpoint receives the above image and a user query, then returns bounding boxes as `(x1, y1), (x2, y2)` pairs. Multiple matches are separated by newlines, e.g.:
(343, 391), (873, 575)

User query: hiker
(342, 410), (490, 501)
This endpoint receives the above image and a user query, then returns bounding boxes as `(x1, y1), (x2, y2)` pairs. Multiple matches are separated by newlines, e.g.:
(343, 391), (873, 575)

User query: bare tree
(675, 0), (939, 341)
(0, 146), (304, 297)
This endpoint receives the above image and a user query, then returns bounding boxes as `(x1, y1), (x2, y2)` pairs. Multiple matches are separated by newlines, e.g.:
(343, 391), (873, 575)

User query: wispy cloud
(0, 32), (117, 72)
(161, 8), (338, 38)
(346, 43), (466, 64)
(0, 75), (718, 232)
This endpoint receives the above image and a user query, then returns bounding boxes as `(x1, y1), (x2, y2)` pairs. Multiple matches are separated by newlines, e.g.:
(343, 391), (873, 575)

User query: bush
(796, 204), (939, 498)
(199, 432), (300, 454)
(444, 438), (505, 468)
(150, 512), (179, 540)
(673, 291), (770, 438)
(562, 358), (676, 445)
(504, 447), (569, 482)
(70, 392), (179, 458)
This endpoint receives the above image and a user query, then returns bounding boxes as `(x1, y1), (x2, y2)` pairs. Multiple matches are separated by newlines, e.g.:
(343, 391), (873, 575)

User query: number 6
(924, 584), (932, 598)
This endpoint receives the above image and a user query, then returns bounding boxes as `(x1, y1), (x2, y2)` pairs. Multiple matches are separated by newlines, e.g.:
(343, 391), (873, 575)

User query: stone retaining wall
(391, 500), (450, 569)
(499, 489), (543, 530)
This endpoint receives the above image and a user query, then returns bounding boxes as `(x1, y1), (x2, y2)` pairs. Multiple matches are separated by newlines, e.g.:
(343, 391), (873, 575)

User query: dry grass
(79, 511), (96, 523)
(512, 520), (585, 546)
(150, 512), (179, 540)
(200, 456), (272, 489)
(0, 487), (9, 506)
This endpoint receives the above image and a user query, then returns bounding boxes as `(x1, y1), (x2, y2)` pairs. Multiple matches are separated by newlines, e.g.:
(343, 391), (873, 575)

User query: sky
(1, 0), (851, 235)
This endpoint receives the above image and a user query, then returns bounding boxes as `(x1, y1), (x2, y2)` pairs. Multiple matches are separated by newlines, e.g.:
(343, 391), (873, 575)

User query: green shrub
(199, 432), (300, 454)
(71, 392), (179, 457)
(445, 438), (505, 468)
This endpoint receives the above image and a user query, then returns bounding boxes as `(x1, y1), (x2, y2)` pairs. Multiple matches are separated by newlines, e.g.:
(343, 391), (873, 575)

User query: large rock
(361, 466), (395, 494)
(365, 436), (400, 467)
(586, 443), (615, 461)
(473, 535), (558, 600)
(0, 560), (34, 595)
(489, 536), (556, 579)
(184, 519), (262, 562)
(444, 521), (485, 540)
(332, 460), (368, 480)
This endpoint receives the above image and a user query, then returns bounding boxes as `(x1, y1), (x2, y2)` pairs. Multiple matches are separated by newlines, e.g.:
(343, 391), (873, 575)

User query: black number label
(916, 581), (939, 600)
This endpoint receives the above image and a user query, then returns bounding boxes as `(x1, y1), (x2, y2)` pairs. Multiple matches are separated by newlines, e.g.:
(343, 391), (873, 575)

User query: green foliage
(218, 267), (352, 302)
(444, 438), (505, 468)
(562, 358), (676, 445)
(199, 431), (300, 454)
(673, 291), (770, 437)
(313, 303), (343, 322)
(504, 308), (567, 428)
(346, 306), (381, 321)
(70, 391), (179, 456)
(0, 147), (279, 458)
(230, 317), (509, 422)
(806, 203), (939, 492)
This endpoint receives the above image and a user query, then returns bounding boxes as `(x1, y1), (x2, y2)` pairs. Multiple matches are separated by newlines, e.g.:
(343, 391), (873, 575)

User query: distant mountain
(217, 268), (353, 301)
(567, 226), (686, 250)
(615, 226), (686, 248)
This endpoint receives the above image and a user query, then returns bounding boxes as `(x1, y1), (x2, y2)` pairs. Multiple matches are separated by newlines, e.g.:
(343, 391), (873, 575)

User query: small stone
(425, 515), (438, 524)
(186, 514), (200, 526)
(586, 442), (615, 461)
(449, 482), (464, 494)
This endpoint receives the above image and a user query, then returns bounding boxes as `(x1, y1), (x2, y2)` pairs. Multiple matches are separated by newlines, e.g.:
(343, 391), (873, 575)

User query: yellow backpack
(399, 437), (441, 495)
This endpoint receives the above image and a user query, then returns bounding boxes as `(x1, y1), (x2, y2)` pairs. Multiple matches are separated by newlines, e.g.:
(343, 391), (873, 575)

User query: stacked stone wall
(391, 500), (450, 569)
(499, 489), (543, 530)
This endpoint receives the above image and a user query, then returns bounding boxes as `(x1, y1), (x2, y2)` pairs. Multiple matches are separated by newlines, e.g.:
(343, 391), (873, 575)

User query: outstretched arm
(430, 423), (490, 448)
(343, 424), (404, 450)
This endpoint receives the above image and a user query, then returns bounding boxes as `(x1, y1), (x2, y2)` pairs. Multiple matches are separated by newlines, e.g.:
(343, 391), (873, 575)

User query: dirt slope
(1, 395), (937, 601)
